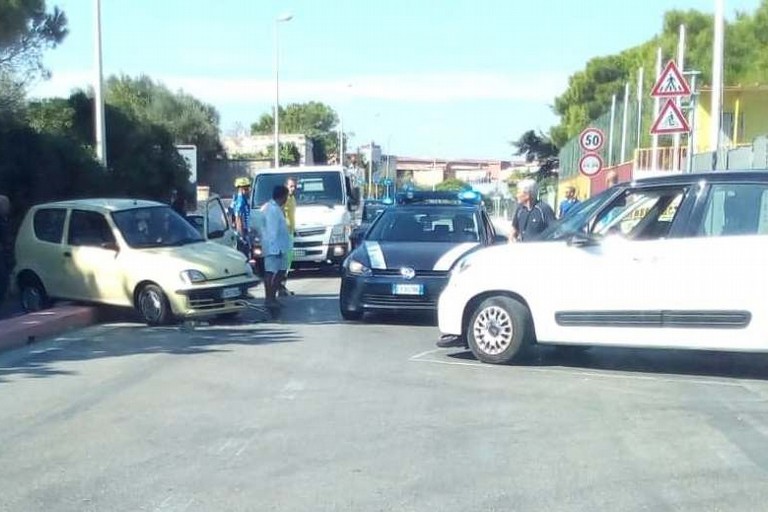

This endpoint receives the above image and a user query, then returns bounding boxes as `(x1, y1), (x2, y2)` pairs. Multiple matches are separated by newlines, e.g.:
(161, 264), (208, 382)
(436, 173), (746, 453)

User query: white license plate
(392, 284), (424, 296)
(293, 249), (306, 258)
(222, 287), (241, 299)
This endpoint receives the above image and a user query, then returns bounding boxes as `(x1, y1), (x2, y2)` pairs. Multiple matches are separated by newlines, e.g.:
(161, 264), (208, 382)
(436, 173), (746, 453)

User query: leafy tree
(260, 142), (301, 166)
(105, 75), (223, 165)
(27, 91), (190, 201)
(0, 0), (68, 80)
(251, 101), (340, 164)
(512, 130), (558, 162)
(435, 178), (471, 192)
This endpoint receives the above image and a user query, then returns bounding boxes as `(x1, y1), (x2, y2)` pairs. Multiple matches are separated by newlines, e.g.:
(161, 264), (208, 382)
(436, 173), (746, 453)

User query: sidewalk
(0, 296), (98, 352)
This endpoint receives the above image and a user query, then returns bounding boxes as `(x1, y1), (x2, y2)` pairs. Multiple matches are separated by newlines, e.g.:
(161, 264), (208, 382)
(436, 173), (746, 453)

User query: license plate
(392, 283), (424, 295)
(222, 287), (241, 299)
(293, 249), (306, 258)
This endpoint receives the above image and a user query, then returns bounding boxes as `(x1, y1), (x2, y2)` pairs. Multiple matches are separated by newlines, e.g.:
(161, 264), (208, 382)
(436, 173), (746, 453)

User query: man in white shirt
(260, 185), (291, 309)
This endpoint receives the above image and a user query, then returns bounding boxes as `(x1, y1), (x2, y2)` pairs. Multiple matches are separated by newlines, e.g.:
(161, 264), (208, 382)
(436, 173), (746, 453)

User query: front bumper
(172, 278), (259, 317)
(340, 271), (449, 314)
(437, 278), (466, 336)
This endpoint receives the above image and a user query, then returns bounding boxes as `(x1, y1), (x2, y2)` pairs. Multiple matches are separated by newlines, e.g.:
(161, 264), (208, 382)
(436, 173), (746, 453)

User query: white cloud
(28, 70), (568, 104)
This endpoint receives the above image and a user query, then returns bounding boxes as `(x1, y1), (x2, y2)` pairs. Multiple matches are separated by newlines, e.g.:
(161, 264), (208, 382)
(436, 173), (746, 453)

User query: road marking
(410, 351), (751, 387)
(409, 348), (443, 360)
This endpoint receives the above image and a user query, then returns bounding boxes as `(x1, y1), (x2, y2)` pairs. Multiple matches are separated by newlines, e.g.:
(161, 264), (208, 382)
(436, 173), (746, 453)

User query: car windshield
(536, 187), (618, 241)
(252, 171), (344, 208)
(112, 206), (204, 248)
(366, 208), (480, 243)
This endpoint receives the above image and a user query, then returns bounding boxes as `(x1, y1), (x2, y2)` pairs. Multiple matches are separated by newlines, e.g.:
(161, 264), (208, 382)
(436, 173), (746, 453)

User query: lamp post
(94, 0), (107, 167)
(274, 13), (294, 170)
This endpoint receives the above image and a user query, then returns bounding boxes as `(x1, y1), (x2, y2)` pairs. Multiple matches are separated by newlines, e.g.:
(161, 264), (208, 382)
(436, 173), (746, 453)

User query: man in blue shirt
(558, 186), (580, 219)
(232, 177), (251, 259)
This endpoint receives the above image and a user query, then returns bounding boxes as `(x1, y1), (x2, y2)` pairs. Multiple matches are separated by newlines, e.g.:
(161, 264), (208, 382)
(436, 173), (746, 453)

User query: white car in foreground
(438, 171), (768, 364)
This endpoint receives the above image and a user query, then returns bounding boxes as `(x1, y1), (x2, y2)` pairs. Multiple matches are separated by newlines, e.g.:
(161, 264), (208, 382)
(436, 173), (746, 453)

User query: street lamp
(274, 13), (294, 170)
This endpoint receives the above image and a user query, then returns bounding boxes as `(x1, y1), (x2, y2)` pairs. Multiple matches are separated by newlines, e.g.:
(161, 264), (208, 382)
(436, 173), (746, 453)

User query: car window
(697, 183), (768, 237)
(33, 208), (67, 244)
(207, 199), (229, 238)
(112, 206), (204, 248)
(367, 209), (480, 243)
(537, 187), (616, 241)
(68, 210), (116, 247)
(592, 187), (687, 240)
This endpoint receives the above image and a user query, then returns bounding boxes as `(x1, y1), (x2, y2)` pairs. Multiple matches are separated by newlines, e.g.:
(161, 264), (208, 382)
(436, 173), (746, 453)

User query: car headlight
(330, 224), (348, 244)
(346, 259), (372, 276)
(180, 269), (207, 284)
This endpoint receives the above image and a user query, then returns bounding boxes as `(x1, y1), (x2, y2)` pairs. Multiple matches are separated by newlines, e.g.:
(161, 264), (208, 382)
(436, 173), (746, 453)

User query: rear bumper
(340, 273), (448, 314)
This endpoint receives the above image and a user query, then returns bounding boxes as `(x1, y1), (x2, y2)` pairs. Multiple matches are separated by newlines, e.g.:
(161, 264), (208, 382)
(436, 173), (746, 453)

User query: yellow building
(695, 85), (768, 152)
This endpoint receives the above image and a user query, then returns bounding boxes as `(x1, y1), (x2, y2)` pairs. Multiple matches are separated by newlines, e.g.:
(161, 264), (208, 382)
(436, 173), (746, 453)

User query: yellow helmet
(234, 177), (250, 188)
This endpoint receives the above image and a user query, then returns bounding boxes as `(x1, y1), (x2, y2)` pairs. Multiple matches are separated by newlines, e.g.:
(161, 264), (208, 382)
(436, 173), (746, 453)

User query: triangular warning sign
(650, 99), (691, 135)
(651, 60), (691, 97)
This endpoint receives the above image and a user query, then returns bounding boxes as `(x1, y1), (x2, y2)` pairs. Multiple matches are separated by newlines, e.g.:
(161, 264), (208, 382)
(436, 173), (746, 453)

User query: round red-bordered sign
(578, 152), (603, 177)
(579, 128), (605, 153)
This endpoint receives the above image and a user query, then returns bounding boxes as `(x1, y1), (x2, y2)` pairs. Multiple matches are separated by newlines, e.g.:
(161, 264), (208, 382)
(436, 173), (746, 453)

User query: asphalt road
(3, 273), (768, 511)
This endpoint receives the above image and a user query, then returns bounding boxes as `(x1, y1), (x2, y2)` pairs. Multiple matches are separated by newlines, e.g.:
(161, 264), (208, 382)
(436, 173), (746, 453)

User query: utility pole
(93, 0), (107, 167)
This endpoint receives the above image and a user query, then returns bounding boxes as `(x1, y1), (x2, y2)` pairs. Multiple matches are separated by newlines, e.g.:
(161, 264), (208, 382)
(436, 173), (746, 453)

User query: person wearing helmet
(232, 177), (252, 259)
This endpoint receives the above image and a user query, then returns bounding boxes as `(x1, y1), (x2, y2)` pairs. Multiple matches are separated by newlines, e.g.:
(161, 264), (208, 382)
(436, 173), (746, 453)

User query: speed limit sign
(578, 153), (603, 177)
(579, 128), (605, 153)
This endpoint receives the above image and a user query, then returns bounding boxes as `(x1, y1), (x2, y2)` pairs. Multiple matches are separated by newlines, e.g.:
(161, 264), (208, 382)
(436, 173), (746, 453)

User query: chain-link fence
(558, 92), (643, 180)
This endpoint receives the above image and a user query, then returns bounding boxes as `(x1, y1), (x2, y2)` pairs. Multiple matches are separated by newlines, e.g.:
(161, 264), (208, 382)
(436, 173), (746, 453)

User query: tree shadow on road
(0, 317), (301, 383)
(446, 345), (768, 381)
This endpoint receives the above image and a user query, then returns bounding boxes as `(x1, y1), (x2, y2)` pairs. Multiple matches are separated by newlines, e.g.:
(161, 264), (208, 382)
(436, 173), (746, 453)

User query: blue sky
(30, 0), (760, 160)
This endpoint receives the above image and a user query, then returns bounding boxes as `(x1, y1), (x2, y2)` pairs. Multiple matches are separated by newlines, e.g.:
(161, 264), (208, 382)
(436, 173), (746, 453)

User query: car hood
(295, 204), (346, 229)
(138, 242), (249, 280)
(356, 240), (481, 272)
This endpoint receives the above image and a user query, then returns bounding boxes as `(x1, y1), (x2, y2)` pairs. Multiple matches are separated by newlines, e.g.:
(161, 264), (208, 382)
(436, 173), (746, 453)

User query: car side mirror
(493, 234), (508, 244)
(208, 229), (225, 240)
(101, 241), (119, 252)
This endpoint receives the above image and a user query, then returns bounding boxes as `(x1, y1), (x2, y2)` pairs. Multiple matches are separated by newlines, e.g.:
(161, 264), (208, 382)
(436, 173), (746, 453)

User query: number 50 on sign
(579, 128), (605, 152)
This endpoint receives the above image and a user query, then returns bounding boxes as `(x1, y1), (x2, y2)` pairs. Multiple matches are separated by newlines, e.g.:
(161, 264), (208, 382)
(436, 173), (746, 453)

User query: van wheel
(136, 284), (172, 326)
(19, 274), (52, 313)
(467, 296), (532, 364)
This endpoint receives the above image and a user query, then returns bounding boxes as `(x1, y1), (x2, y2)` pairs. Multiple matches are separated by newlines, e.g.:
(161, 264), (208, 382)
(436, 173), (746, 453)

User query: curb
(0, 305), (98, 353)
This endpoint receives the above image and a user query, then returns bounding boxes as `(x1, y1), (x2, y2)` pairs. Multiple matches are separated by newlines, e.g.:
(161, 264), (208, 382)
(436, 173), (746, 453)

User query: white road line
(408, 348), (444, 360)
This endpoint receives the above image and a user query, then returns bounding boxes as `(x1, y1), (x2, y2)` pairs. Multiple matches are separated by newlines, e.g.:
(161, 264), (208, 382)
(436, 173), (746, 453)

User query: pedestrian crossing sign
(651, 60), (691, 98)
(650, 99), (691, 135)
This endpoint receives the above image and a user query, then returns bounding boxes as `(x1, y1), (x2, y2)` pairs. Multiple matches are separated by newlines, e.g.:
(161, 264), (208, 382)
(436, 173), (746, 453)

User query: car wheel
(467, 296), (531, 364)
(19, 274), (52, 313)
(136, 284), (172, 326)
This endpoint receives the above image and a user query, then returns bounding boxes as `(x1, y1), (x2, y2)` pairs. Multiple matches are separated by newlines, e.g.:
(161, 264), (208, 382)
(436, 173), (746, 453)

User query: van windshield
(252, 172), (344, 209)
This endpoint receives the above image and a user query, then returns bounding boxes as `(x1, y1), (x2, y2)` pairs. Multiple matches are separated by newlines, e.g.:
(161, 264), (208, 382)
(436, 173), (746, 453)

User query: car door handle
(63, 251), (72, 258)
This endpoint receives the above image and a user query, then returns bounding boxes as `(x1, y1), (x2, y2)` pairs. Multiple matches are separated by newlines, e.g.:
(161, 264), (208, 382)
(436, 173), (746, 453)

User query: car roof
(33, 198), (165, 212)
(384, 204), (480, 213)
(631, 170), (768, 187)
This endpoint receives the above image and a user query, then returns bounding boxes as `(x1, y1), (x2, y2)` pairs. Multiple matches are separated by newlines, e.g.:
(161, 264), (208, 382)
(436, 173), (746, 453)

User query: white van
(249, 166), (361, 268)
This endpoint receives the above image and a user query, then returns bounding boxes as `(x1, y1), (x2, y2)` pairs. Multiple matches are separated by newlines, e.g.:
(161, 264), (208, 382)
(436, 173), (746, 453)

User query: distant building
(395, 157), (522, 189)
(221, 133), (314, 166)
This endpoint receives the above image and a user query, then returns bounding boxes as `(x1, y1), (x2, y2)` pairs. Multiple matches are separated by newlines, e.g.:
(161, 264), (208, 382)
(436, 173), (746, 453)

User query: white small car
(438, 171), (768, 364)
(12, 199), (258, 325)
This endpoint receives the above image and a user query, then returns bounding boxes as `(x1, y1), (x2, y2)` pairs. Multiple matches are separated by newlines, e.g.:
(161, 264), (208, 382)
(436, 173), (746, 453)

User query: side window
(68, 210), (116, 247)
(207, 199), (229, 238)
(698, 183), (768, 237)
(33, 208), (67, 244)
(592, 187), (687, 240)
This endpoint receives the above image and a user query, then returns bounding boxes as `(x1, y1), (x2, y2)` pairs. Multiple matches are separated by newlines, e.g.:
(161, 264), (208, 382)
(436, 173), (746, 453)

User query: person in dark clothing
(511, 179), (556, 242)
(0, 195), (13, 304)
